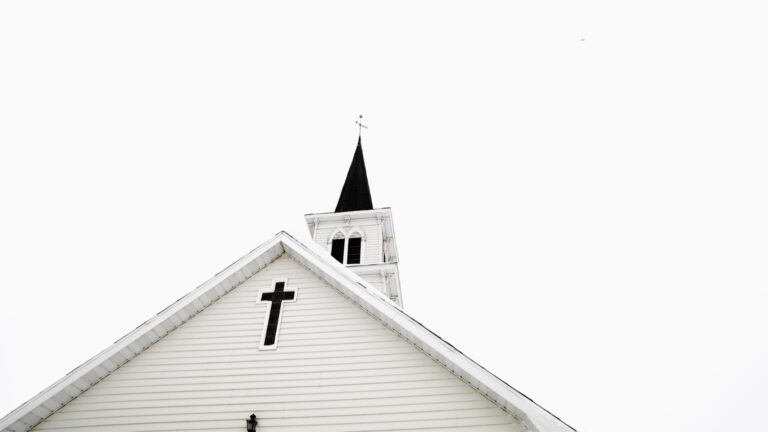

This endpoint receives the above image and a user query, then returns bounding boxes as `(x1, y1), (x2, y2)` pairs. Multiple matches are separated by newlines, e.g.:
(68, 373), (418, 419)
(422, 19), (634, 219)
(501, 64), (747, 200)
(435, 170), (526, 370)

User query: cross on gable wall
(257, 278), (298, 350)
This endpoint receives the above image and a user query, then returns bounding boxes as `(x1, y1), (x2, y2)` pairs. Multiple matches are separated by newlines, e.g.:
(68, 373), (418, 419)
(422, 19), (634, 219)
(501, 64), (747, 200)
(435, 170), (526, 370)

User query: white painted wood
(305, 208), (403, 305)
(31, 256), (524, 432)
(2, 232), (572, 432)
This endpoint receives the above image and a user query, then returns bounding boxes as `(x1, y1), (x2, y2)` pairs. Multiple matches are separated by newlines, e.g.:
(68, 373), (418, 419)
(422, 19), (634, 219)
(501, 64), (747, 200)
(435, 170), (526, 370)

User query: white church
(0, 139), (575, 432)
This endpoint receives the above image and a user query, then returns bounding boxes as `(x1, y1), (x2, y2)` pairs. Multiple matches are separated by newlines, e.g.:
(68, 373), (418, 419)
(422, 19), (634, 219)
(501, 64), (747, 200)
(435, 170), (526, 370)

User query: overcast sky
(1, 2), (767, 431)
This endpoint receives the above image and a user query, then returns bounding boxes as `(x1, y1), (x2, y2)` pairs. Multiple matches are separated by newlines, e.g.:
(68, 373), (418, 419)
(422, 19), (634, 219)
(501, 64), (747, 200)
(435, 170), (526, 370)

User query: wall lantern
(246, 414), (258, 432)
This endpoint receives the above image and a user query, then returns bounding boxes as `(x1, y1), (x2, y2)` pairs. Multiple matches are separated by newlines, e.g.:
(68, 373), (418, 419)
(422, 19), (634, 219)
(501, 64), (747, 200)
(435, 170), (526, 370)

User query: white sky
(1, 2), (766, 431)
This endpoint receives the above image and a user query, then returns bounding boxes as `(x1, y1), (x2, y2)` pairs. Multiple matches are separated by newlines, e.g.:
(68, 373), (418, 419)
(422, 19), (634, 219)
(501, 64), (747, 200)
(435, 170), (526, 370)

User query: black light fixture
(246, 414), (258, 432)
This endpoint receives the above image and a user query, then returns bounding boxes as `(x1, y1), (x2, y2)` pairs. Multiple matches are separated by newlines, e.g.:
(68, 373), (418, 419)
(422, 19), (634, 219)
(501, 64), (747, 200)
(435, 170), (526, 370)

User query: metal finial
(355, 114), (368, 138)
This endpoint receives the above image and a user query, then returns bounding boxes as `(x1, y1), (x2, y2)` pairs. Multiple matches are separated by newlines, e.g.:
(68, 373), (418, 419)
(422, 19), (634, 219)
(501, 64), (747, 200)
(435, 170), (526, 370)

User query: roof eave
(282, 234), (576, 432)
(1, 231), (576, 432)
(0, 233), (289, 432)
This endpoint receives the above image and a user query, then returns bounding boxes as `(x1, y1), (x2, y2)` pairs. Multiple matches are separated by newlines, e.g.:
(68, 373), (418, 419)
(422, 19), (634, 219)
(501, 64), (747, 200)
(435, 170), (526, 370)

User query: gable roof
(0, 231), (576, 432)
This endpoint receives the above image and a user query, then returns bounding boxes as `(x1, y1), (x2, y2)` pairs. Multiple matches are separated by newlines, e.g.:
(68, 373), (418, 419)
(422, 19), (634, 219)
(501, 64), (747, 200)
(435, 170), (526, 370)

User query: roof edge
(279, 233), (576, 432)
(0, 232), (289, 431)
(1, 231), (575, 432)
(304, 207), (392, 219)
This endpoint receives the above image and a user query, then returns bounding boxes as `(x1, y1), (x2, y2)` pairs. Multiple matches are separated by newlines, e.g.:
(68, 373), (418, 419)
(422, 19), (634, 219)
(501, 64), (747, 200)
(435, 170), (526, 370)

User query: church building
(0, 139), (575, 432)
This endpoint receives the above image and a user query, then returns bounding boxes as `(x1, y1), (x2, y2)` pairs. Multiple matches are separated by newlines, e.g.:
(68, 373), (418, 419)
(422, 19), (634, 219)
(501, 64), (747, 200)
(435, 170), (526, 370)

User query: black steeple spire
(335, 137), (374, 212)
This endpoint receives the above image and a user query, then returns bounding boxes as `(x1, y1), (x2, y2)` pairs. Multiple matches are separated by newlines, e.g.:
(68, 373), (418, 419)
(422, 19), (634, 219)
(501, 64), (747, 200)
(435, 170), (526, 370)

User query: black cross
(259, 281), (297, 347)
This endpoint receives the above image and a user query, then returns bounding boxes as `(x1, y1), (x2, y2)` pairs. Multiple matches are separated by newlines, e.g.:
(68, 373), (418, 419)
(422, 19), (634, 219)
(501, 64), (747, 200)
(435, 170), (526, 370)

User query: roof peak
(334, 137), (374, 212)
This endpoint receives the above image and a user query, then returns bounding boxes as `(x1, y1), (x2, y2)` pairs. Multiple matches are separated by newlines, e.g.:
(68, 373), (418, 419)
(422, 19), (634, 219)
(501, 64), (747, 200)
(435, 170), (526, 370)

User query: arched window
(327, 229), (365, 265)
(346, 231), (362, 264)
(330, 231), (345, 263)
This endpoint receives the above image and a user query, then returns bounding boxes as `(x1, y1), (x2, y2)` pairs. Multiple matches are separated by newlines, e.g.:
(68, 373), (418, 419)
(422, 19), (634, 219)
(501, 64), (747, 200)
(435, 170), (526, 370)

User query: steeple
(335, 137), (373, 212)
(305, 134), (403, 307)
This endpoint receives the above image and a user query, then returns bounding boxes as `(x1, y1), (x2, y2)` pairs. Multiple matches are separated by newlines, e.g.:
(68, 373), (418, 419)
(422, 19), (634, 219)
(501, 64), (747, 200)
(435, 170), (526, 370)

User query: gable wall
(32, 255), (524, 432)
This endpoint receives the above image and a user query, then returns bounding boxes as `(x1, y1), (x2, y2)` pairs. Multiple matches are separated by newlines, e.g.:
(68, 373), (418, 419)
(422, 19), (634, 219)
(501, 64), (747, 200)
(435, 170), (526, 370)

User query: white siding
(33, 256), (524, 432)
(356, 273), (385, 293)
(314, 216), (382, 265)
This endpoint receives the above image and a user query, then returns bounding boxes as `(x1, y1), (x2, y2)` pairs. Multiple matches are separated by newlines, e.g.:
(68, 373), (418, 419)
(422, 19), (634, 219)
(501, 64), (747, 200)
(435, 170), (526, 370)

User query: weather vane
(355, 114), (368, 138)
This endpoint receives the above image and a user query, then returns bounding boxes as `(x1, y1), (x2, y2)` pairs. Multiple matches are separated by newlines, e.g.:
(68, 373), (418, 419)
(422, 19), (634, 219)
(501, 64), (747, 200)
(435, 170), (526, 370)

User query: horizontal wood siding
(357, 273), (385, 293)
(33, 256), (523, 432)
(314, 216), (382, 265)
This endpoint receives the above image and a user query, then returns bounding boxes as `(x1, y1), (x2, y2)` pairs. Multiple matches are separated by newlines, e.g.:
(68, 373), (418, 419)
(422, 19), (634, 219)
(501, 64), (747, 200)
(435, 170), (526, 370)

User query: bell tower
(305, 137), (403, 307)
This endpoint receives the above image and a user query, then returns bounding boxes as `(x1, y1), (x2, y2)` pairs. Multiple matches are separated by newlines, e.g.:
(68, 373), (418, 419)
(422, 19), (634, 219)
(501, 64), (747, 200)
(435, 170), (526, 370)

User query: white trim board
(0, 231), (575, 432)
